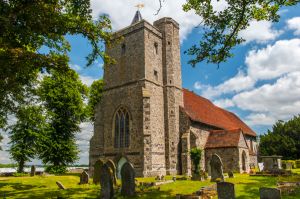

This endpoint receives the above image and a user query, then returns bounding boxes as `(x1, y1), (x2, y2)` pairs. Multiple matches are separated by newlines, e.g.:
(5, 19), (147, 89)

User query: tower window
(168, 41), (171, 45)
(121, 43), (126, 54)
(154, 42), (158, 54)
(114, 107), (130, 148)
(154, 70), (158, 81)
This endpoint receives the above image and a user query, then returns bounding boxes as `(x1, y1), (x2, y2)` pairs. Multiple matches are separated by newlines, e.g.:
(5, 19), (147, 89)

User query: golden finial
(135, 3), (144, 10)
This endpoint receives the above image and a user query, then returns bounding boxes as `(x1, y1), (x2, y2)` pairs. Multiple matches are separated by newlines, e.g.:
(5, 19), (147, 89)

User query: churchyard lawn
(0, 170), (300, 198)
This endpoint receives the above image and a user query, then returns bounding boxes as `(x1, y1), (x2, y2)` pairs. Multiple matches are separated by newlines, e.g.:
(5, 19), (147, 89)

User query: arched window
(114, 107), (130, 148)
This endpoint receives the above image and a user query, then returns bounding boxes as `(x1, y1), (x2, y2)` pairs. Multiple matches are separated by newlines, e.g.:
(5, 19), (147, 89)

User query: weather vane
(135, 3), (144, 10)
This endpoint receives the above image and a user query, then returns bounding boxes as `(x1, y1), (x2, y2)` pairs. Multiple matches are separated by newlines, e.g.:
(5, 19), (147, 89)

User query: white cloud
(70, 63), (81, 72)
(195, 70), (255, 98)
(80, 75), (98, 86)
(246, 39), (300, 80)
(91, 0), (203, 41)
(287, 17), (300, 35)
(213, 98), (234, 108)
(239, 20), (282, 44)
(244, 113), (276, 126)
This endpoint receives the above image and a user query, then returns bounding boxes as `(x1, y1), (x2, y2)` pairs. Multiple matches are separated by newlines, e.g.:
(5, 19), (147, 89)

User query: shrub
(45, 165), (67, 174)
(296, 160), (300, 168)
(190, 148), (202, 175)
(13, 172), (28, 177)
(282, 160), (296, 169)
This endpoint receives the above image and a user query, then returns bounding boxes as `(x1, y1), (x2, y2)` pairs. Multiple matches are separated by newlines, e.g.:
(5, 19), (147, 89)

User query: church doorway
(242, 151), (247, 172)
(117, 157), (127, 179)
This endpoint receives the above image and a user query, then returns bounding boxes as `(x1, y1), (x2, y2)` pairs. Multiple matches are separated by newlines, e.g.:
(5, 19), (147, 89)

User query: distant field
(0, 171), (300, 198)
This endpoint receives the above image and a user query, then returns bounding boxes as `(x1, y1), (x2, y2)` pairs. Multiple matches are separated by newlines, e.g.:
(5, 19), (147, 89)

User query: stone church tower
(89, 11), (183, 177)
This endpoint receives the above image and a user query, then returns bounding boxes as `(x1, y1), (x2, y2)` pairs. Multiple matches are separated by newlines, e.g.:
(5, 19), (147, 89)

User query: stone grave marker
(259, 187), (281, 199)
(30, 165), (36, 177)
(210, 154), (224, 182)
(79, 171), (89, 185)
(258, 163), (264, 172)
(228, 171), (234, 178)
(106, 159), (117, 185)
(121, 162), (135, 196)
(285, 162), (292, 170)
(100, 164), (114, 199)
(217, 182), (235, 199)
(93, 159), (104, 184)
(56, 181), (66, 190)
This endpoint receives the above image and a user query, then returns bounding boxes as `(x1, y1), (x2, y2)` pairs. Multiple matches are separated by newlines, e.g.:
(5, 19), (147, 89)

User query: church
(89, 11), (258, 177)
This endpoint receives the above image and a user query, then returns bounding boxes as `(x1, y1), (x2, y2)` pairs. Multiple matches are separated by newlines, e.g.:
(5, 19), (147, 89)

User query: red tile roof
(205, 129), (244, 149)
(183, 89), (256, 137)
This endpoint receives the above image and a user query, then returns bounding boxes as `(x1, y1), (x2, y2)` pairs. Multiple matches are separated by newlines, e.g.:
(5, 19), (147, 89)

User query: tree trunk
(18, 159), (25, 173)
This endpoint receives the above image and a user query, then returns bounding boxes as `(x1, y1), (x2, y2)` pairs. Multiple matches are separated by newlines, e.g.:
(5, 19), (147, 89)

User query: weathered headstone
(217, 182), (235, 199)
(259, 187), (281, 199)
(56, 181), (66, 190)
(258, 163), (264, 172)
(285, 162), (292, 170)
(100, 164), (114, 199)
(228, 171), (234, 178)
(93, 159), (104, 184)
(106, 159), (117, 185)
(210, 154), (224, 182)
(30, 165), (36, 177)
(79, 171), (89, 185)
(121, 162), (135, 196)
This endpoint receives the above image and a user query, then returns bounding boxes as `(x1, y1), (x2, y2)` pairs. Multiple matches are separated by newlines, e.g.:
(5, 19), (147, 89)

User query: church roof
(183, 89), (256, 137)
(205, 129), (247, 149)
(131, 10), (143, 25)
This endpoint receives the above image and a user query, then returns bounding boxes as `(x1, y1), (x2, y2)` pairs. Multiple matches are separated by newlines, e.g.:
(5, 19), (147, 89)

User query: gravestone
(100, 164), (114, 199)
(93, 159), (104, 184)
(228, 171), (234, 178)
(106, 159), (117, 185)
(259, 187), (281, 199)
(56, 181), (66, 190)
(285, 162), (292, 170)
(79, 171), (89, 184)
(121, 162), (135, 196)
(30, 165), (36, 177)
(217, 182), (235, 199)
(258, 163), (264, 172)
(210, 154), (224, 182)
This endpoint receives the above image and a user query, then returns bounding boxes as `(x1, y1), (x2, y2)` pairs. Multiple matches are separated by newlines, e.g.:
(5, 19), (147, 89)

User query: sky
(1, 0), (300, 165)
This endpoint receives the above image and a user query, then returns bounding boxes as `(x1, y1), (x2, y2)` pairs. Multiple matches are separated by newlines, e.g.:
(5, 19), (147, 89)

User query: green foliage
(7, 105), (47, 173)
(0, 0), (112, 129)
(45, 165), (68, 175)
(282, 160), (297, 169)
(183, 0), (300, 66)
(190, 148), (202, 174)
(87, 79), (104, 121)
(12, 173), (29, 177)
(296, 160), (300, 168)
(38, 69), (87, 169)
(259, 115), (300, 160)
(0, 163), (18, 168)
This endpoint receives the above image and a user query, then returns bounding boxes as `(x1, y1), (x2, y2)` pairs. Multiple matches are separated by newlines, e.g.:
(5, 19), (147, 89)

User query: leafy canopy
(190, 147), (202, 174)
(87, 79), (104, 121)
(38, 69), (88, 170)
(259, 115), (300, 160)
(183, 0), (300, 67)
(7, 105), (47, 173)
(0, 0), (112, 128)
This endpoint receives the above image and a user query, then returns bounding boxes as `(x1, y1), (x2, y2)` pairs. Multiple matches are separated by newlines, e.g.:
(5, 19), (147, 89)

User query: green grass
(1, 171), (300, 198)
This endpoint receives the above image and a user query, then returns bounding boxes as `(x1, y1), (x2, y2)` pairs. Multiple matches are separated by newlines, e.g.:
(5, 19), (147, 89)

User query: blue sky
(1, 1), (300, 165)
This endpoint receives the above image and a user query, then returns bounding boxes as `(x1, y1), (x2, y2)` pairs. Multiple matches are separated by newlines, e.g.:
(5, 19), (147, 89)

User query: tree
(87, 79), (104, 121)
(7, 105), (46, 173)
(259, 115), (300, 160)
(0, 0), (112, 128)
(190, 148), (202, 175)
(38, 69), (87, 173)
(182, 0), (300, 66)
(0, 134), (3, 151)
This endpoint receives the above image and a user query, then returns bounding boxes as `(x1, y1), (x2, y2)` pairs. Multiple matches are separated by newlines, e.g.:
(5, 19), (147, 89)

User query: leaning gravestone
(79, 171), (89, 185)
(100, 164), (114, 199)
(93, 159), (104, 184)
(210, 154), (224, 182)
(228, 171), (234, 178)
(56, 181), (66, 190)
(121, 162), (135, 196)
(30, 165), (36, 177)
(217, 182), (235, 199)
(106, 159), (117, 185)
(259, 187), (281, 199)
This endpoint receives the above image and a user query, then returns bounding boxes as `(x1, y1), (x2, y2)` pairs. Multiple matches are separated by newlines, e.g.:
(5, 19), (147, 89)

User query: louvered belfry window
(114, 107), (130, 148)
